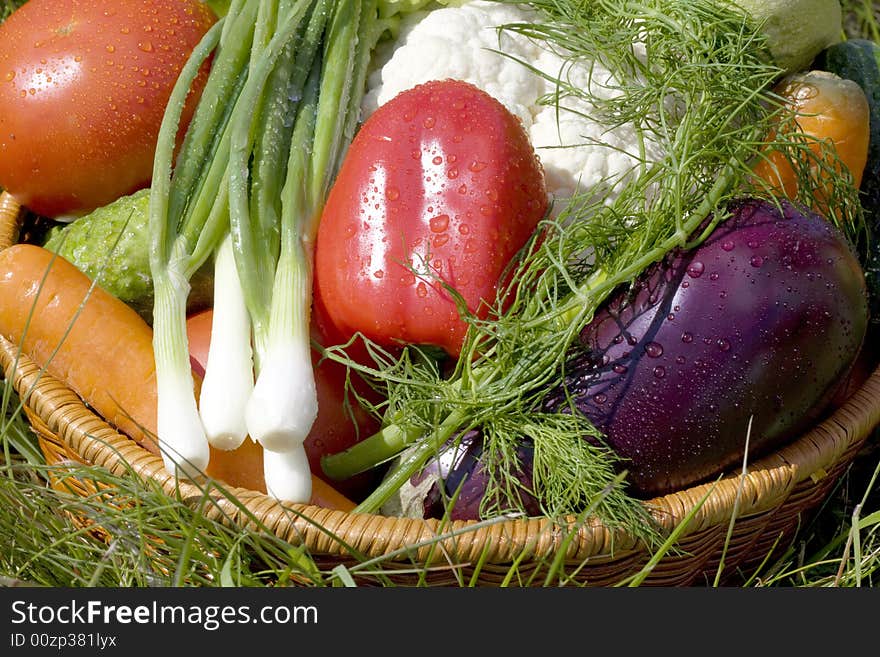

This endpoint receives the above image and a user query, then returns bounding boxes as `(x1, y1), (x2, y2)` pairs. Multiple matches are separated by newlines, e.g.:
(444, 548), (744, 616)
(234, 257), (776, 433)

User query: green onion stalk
(198, 0), (308, 453)
(150, 0), (267, 476)
(151, 0), (392, 497)
(218, 0), (325, 489)
(319, 0), (863, 530)
(149, 14), (230, 479)
(243, 0), (385, 502)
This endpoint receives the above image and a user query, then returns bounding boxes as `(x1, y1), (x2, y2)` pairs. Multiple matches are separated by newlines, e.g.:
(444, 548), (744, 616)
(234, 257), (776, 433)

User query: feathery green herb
(321, 0), (863, 537)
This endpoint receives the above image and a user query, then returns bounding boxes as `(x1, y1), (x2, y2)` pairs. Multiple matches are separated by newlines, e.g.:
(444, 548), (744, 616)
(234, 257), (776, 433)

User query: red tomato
(186, 309), (383, 499)
(314, 79), (548, 359)
(0, 0), (216, 218)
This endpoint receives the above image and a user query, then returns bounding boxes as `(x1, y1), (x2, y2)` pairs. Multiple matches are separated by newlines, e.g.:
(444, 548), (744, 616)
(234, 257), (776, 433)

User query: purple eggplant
(391, 430), (540, 521)
(543, 198), (869, 497)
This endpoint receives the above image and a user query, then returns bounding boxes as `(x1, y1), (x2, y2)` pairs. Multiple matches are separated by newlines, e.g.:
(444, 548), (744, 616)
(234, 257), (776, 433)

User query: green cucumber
(43, 189), (214, 324)
(818, 38), (880, 324)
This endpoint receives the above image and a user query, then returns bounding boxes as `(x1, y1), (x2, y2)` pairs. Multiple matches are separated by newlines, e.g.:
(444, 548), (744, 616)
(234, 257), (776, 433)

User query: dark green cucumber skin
(818, 39), (880, 325)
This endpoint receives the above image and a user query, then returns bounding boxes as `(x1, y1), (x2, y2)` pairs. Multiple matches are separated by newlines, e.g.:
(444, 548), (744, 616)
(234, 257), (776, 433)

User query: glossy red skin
(544, 199), (869, 497)
(314, 79), (548, 358)
(0, 0), (216, 218)
(186, 309), (383, 499)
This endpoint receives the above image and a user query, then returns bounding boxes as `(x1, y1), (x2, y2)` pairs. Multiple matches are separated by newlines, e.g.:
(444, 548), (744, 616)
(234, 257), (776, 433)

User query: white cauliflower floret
(362, 0), (664, 215)
(528, 48), (659, 208)
(363, 2), (546, 127)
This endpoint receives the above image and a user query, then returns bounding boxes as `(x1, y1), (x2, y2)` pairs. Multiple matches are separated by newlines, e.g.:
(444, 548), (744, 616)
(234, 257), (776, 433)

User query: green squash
(818, 38), (880, 325)
(43, 189), (214, 324)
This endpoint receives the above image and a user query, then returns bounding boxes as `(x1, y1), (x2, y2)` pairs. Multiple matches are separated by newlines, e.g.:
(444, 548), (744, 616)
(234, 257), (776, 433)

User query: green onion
(244, 0), (380, 501)
(151, 0), (388, 499)
(198, 234), (253, 451)
(149, 18), (226, 479)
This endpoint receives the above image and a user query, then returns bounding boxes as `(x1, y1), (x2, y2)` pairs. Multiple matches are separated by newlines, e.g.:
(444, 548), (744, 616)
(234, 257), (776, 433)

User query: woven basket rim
(1, 190), (878, 569)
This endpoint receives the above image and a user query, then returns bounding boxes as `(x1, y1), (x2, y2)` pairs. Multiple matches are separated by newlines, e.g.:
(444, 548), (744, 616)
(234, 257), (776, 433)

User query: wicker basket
(1, 189), (879, 586)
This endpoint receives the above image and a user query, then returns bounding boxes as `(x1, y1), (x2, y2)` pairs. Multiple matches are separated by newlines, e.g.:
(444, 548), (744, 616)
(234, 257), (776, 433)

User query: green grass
(1, 0), (879, 588)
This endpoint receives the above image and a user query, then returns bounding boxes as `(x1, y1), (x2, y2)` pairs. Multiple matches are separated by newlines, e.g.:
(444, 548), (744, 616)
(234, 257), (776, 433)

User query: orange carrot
(0, 243), (355, 511)
(0, 243), (160, 453)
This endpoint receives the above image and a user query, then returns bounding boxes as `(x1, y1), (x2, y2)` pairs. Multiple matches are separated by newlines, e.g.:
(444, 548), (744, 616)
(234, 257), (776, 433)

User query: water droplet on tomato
(373, 270), (384, 279)
(721, 240), (735, 251)
(4, 71), (13, 82)
(416, 282), (428, 298)
(386, 187), (399, 201)
(447, 168), (459, 179)
(653, 365), (666, 378)
(469, 160), (487, 172)
(106, 45), (116, 53)
(139, 41), (153, 53)
(687, 261), (704, 278)
(432, 155), (443, 165)
(681, 332), (693, 343)
(423, 116), (435, 129)
(750, 255), (764, 268)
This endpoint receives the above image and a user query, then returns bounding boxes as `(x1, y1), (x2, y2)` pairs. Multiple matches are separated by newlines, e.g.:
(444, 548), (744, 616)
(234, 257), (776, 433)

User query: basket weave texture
(1, 190), (878, 586)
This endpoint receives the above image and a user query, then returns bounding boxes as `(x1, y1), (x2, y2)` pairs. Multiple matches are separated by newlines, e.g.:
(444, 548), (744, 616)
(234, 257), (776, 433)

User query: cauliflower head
(362, 0), (664, 215)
